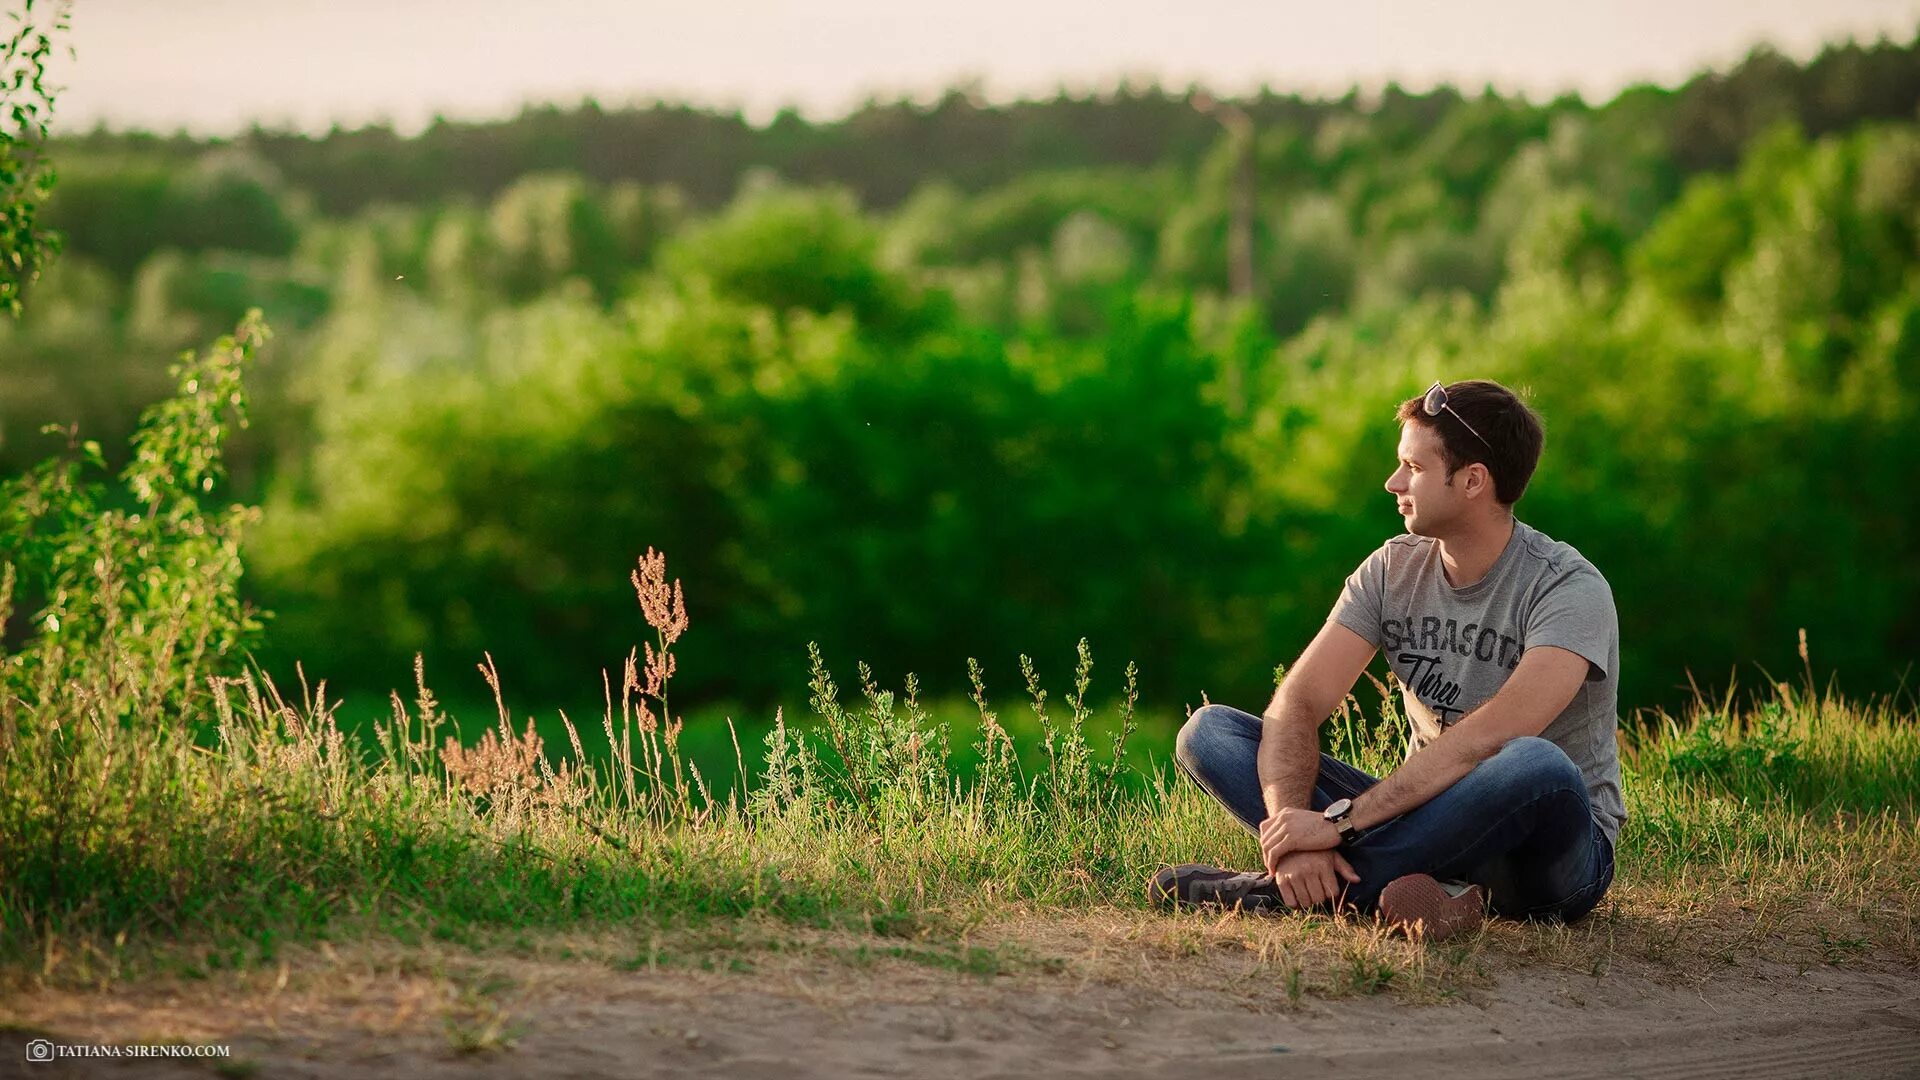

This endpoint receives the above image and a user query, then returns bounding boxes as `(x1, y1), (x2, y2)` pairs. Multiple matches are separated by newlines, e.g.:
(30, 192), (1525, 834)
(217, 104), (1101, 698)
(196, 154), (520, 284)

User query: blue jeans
(1174, 703), (1614, 921)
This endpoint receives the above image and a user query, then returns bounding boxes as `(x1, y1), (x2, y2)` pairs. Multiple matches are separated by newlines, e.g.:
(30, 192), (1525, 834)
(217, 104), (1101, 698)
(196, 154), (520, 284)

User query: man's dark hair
(1394, 380), (1545, 506)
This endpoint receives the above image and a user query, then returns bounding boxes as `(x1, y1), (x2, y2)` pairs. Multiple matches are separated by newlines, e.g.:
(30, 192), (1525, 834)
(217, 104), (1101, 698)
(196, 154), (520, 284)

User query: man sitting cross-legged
(1152, 379), (1624, 940)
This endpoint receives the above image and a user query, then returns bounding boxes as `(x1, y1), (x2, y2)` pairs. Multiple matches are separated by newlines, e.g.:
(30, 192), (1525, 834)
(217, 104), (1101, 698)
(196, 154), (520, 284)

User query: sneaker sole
(1379, 873), (1486, 941)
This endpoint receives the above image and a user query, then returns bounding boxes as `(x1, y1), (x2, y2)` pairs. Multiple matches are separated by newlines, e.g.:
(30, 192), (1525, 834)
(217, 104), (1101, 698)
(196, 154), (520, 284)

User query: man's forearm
(1256, 689), (1322, 819)
(1348, 718), (1497, 831)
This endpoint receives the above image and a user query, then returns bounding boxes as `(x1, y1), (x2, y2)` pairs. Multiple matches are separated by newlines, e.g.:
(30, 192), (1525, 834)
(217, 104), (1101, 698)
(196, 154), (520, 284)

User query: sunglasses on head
(1423, 381), (1492, 449)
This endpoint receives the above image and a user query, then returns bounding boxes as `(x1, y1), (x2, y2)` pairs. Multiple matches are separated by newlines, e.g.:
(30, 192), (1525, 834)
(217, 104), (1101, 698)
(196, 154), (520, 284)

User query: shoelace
(1193, 871), (1276, 905)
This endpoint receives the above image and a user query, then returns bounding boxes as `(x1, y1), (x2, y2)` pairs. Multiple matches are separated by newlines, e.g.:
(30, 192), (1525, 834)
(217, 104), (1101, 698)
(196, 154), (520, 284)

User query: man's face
(1384, 421), (1466, 535)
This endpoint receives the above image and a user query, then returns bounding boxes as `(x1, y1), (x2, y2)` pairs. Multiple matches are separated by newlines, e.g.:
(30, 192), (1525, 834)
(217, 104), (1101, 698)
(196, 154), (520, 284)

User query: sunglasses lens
(1424, 384), (1446, 416)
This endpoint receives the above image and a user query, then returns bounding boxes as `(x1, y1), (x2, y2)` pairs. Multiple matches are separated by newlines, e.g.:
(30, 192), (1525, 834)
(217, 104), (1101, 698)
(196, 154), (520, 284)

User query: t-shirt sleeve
(1525, 566), (1617, 681)
(1326, 545), (1390, 648)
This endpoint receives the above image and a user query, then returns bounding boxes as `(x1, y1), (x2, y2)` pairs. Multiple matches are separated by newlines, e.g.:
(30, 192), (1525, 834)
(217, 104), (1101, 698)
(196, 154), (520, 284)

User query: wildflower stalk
(1096, 659), (1139, 791)
(631, 548), (689, 820)
(1020, 653), (1056, 797)
(806, 643), (874, 818)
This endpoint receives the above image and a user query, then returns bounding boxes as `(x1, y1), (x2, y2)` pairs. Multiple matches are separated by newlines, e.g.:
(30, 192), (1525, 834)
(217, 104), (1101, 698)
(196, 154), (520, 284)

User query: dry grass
(2, 540), (1915, 1015)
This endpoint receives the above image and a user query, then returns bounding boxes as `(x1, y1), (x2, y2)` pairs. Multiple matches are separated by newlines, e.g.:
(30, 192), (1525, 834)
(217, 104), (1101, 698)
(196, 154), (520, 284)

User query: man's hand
(1260, 806), (1341, 866)
(1265, 849), (1360, 910)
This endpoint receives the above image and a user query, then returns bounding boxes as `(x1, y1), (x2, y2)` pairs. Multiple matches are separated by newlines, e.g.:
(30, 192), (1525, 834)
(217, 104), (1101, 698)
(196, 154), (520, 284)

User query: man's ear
(1465, 463), (1494, 500)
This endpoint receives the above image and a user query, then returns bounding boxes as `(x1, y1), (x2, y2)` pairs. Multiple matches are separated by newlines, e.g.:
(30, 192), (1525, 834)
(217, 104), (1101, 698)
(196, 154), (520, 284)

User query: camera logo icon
(25, 1039), (53, 1062)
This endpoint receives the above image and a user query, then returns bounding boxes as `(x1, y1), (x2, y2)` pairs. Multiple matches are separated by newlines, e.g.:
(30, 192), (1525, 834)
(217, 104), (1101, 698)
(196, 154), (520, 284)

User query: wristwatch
(1322, 798), (1361, 845)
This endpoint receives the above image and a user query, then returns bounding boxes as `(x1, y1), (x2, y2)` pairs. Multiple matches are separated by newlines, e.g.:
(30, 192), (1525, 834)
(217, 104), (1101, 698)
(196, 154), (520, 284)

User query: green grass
(319, 688), (1171, 815)
(11, 312), (1906, 999)
(2, 561), (1916, 994)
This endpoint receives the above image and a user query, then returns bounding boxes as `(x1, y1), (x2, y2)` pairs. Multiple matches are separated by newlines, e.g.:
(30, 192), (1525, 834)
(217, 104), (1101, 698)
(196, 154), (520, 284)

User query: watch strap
(1324, 798), (1361, 845)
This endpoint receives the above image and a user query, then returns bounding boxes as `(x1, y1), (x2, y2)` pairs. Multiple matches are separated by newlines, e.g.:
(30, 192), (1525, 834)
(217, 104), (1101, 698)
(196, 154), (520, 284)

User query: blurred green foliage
(0, 0), (67, 318)
(3, 32), (1919, 717)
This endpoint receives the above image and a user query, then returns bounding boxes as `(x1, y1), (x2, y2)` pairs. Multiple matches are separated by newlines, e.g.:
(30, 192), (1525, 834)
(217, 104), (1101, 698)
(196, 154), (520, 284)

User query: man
(1152, 379), (1623, 940)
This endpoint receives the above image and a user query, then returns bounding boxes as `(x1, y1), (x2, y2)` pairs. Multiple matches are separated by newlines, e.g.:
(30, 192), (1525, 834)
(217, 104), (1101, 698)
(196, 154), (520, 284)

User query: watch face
(1324, 798), (1352, 821)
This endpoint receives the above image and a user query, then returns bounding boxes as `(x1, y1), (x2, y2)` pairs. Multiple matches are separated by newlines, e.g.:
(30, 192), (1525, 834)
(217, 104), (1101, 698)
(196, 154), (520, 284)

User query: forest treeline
(2, 30), (1918, 716)
(48, 33), (1920, 214)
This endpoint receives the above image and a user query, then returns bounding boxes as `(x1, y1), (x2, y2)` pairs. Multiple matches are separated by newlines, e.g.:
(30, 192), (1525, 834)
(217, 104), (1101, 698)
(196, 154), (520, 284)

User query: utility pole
(1191, 91), (1256, 416)
(1191, 91), (1257, 302)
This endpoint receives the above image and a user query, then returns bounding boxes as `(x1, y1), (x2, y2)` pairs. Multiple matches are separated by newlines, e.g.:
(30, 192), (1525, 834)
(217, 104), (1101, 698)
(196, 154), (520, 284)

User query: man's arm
(1254, 621), (1376, 906)
(1344, 645), (1588, 830)
(1257, 621), (1378, 817)
(1263, 645), (1592, 862)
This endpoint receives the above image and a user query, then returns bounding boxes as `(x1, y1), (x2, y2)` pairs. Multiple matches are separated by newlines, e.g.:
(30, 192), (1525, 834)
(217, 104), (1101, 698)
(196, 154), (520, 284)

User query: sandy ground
(3, 928), (1917, 1080)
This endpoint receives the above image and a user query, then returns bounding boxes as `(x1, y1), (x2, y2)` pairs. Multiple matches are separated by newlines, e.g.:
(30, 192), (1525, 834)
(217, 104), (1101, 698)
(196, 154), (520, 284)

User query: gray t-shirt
(1327, 519), (1626, 844)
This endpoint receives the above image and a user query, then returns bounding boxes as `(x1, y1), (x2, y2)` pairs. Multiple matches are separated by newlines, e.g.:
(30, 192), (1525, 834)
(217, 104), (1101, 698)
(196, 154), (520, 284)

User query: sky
(49, 0), (1920, 136)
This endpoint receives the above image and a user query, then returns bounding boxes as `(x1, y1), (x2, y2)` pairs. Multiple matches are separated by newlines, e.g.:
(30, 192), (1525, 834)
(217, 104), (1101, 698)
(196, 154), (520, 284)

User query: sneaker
(1149, 863), (1287, 914)
(1379, 873), (1487, 941)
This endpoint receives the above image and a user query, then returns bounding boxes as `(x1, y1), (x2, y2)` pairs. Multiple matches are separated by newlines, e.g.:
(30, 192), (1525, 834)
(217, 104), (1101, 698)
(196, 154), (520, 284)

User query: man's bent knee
(1488, 735), (1582, 788)
(1174, 704), (1230, 776)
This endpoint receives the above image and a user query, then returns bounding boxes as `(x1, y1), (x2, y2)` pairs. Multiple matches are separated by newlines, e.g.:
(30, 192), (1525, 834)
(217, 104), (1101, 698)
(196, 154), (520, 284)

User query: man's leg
(1461, 824), (1615, 921)
(1173, 705), (1611, 921)
(1335, 736), (1612, 919)
(1173, 703), (1381, 835)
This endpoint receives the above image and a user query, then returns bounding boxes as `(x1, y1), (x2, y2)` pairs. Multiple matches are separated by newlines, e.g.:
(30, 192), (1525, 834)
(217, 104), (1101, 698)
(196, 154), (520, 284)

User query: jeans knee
(1175, 704), (1243, 778)
(1495, 735), (1582, 788)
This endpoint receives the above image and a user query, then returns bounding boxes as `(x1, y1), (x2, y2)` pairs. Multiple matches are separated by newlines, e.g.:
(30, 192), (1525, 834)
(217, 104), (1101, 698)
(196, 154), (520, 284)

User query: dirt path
(4, 935), (1917, 1079)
